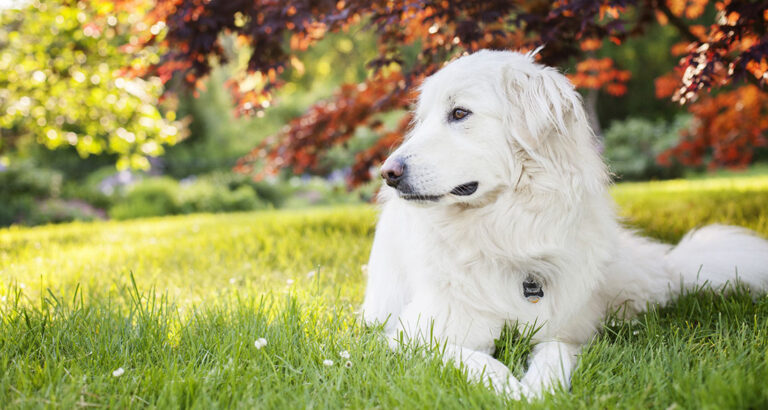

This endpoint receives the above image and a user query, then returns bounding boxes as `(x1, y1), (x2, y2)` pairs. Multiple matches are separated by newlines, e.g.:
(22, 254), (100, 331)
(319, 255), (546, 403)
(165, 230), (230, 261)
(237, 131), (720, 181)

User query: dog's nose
(380, 157), (406, 188)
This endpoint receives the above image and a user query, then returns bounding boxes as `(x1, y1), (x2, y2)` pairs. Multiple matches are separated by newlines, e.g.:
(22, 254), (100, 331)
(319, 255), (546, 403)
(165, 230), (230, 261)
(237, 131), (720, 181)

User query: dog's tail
(665, 224), (768, 293)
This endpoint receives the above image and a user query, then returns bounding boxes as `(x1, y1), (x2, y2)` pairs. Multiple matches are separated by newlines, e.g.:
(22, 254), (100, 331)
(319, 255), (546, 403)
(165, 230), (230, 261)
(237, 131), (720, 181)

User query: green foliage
(196, 170), (291, 208)
(176, 180), (263, 214)
(163, 70), (263, 178)
(0, 161), (62, 226)
(60, 167), (117, 210)
(26, 198), (104, 225)
(109, 175), (267, 220)
(163, 29), (378, 180)
(1, 176), (767, 407)
(0, 0), (180, 170)
(603, 115), (690, 181)
(281, 177), (363, 208)
(109, 177), (180, 220)
(17, 143), (119, 181)
(595, 23), (686, 125)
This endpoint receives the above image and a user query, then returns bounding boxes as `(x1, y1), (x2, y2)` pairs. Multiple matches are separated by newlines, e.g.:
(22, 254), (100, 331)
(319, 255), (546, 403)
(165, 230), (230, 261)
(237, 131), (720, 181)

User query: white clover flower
(344, 360), (353, 368)
(322, 359), (334, 366)
(306, 270), (316, 279)
(112, 367), (125, 377)
(286, 279), (294, 286)
(229, 278), (236, 285)
(339, 350), (350, 359)
(254, 338), (267, 349)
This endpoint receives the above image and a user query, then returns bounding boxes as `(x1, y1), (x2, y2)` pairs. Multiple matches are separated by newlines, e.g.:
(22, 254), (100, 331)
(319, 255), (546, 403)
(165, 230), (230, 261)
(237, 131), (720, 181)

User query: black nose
(380, 157), (406, 188)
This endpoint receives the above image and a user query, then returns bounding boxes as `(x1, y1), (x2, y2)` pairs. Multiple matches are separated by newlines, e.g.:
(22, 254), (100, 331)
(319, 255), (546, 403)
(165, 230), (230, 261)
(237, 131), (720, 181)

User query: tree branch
(655, 0), (764, 91)
(737, 68), (765, 89)
(655, 0), (699, 43)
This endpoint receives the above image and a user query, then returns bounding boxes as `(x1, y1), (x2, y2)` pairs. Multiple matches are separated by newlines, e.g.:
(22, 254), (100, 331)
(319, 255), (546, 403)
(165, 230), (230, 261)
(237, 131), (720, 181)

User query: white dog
(361, 49), (768, 399)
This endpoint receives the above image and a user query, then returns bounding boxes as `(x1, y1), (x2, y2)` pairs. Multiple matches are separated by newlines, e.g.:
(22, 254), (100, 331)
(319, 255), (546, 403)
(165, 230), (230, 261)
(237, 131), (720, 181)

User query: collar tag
(523, 274), (544, 304)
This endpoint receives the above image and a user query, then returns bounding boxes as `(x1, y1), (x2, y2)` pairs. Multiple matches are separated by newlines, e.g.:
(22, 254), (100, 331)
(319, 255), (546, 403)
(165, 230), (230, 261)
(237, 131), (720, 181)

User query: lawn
(2, 175), (768, 409)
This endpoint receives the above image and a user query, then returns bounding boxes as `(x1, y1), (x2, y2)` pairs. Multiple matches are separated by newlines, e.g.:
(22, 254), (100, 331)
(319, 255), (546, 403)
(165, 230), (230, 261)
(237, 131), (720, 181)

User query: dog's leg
(521, 340), (581, 397)
(443, 344), (530, 399)
(388, 300), (530, 398)
(388, 327), (528, 398)
(360, 200), (415, 332)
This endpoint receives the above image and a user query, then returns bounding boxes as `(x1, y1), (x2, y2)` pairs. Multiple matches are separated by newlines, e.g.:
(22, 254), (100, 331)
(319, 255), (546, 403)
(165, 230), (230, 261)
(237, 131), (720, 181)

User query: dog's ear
(502, 55), (608, 194)
(501, 60), (585, 154)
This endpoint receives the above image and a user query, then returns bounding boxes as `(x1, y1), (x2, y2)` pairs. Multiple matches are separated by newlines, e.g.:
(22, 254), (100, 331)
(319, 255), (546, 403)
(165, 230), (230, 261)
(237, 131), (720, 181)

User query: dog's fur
(361, 50), (768, 399)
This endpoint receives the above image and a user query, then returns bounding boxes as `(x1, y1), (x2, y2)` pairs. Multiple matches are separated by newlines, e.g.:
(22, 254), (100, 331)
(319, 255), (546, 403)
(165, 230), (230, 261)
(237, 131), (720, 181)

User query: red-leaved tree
(139, 0), (768, 184)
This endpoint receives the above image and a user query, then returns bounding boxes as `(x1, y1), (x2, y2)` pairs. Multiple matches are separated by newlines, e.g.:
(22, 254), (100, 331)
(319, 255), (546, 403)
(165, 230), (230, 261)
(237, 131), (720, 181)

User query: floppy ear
(501, 56), (608, 194)
(501, 61), (585, 155)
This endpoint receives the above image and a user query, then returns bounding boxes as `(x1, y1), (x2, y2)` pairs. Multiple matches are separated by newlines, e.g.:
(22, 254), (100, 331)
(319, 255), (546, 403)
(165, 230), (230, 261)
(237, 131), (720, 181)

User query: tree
(0, 0), (181, 170)
(144, 0), (768, 184)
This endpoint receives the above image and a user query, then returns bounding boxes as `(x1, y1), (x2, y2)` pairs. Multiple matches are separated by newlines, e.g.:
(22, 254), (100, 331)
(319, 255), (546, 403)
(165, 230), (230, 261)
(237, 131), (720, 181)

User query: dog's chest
(419, 238), (554, 324)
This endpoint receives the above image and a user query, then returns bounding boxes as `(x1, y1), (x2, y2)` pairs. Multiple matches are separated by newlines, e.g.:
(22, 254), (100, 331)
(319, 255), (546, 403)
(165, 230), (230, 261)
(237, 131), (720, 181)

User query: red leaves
(137, 0), (768, 185)
(666, 0), (707, 19)
(660, 86), (768, 168)
(655, 71), (683, 99)
(650, 0), (768, 168)
(567, 57), (631, 96)
(580, 38), (602, 51)
(598, 5), (621, 20)
(235, 71), (417, 184)
(225, 1), (534, 185)
(350, 115), (411, 186)
(746, 58), (768, 80)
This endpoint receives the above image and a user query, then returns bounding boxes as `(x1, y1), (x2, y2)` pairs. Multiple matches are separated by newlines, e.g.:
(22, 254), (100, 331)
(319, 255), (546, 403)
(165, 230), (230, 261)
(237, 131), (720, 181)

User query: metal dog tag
(523, 274), (544, 303)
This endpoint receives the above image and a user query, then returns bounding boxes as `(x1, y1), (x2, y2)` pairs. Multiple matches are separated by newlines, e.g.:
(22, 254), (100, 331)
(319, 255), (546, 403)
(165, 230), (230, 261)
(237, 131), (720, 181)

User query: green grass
(2, 176), (768, 408)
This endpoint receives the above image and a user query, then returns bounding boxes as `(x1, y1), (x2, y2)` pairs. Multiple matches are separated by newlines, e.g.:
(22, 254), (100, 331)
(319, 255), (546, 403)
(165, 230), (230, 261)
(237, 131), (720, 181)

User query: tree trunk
(585, 87), (604, 152)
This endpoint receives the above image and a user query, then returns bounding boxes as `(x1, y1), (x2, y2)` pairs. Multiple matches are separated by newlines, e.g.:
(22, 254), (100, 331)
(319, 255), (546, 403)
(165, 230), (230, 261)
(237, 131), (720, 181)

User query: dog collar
(523, 274), (544, 303)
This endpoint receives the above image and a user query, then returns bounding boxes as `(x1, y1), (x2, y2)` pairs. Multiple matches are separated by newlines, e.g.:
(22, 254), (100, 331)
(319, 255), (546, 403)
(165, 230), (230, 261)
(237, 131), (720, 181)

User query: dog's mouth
(397, 192), (443, 202)
(396, 181), (479, 202)
(450, 182), (479, 196)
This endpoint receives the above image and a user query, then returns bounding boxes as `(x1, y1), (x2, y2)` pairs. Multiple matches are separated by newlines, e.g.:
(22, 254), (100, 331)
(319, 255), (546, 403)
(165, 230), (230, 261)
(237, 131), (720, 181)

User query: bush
(26, 199), (105, 225)
(61, 167), (118, 210)
(602, 115), (689, 181)
(109, 177), (181, 220)
(108, 175), (266, 220)
(177, 178), (264, 214)
(0, 161), (62, 226)
(281, 176), (362, 208)
(197, 171), (289, 208)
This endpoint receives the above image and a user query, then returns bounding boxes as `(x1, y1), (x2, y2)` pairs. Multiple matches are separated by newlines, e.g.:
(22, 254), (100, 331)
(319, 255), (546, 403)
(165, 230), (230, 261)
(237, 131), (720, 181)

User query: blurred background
(1, 0), (767, 227)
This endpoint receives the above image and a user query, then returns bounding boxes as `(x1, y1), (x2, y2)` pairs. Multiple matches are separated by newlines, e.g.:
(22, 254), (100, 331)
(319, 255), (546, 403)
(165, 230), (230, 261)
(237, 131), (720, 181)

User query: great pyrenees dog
(361, 49), (768, 399)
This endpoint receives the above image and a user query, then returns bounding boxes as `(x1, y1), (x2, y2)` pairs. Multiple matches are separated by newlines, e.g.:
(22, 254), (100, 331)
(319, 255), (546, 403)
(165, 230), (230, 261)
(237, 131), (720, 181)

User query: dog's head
(381, 49), (607, 207)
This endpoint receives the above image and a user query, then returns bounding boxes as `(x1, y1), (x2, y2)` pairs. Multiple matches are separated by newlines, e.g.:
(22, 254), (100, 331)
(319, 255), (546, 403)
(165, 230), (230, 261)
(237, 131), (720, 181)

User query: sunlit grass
(1, 177), (767, 408)
(613, 175), (768, 242)
(0, 206), (377, 305)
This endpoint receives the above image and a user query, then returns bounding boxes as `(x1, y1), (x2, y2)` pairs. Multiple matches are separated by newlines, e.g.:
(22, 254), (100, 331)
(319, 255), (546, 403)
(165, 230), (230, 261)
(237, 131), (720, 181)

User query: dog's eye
(449, 107), (471, 122)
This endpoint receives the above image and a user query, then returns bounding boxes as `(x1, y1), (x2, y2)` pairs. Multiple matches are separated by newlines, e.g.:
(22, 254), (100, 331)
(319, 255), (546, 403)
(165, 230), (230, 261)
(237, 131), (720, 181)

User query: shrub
(108, 175), (266, 220)
(0, 161), (62, 226)
(281, 176), (361, 208)
(27, 199), (105, 225)
(602, 115), (690, 181)
(109, 177), (181, 220)
(61, 169), (115, 210)
(197, 170), (289, 208)
(177, 178), (264, 214)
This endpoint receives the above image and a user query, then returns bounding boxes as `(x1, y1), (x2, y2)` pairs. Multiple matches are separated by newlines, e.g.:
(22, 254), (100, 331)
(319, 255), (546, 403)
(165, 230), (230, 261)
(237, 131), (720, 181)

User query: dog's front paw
(493, 375), (531, 401)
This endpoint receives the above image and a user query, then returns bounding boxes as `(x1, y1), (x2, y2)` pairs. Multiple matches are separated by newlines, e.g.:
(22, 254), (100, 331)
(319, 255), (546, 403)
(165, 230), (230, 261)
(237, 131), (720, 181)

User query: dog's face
(381, 50), (595, 206)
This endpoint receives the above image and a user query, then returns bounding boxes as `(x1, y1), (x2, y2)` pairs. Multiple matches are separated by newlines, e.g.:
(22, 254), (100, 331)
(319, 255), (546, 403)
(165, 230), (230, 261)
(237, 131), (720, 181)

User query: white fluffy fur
(361, 50), (768, 399)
